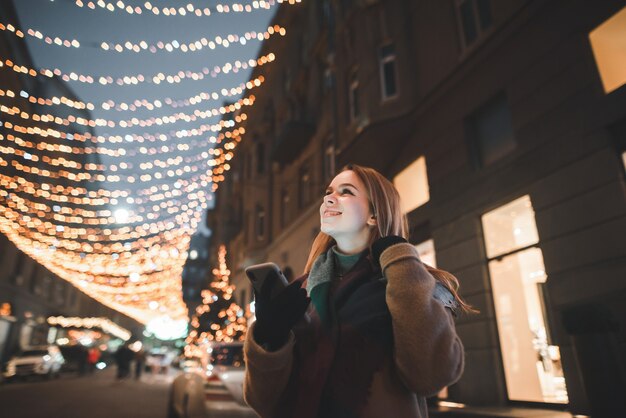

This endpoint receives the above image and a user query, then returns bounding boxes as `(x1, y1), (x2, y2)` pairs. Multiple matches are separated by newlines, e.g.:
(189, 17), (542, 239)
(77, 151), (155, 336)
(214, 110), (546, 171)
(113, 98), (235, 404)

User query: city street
(0, 367), (173, 418)
(1, 1), (625, 417)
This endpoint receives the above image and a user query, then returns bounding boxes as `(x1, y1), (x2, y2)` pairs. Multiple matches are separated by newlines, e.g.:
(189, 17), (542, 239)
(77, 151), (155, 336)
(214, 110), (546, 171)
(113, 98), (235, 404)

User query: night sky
(12, 0), (277, 140)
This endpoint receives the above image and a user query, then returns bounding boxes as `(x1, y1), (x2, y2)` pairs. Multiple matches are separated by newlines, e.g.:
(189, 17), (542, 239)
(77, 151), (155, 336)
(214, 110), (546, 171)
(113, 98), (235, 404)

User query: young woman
(244, 164), (472, 418)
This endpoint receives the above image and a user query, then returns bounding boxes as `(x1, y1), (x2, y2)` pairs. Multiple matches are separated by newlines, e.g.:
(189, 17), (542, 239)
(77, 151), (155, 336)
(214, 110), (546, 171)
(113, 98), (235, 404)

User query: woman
(244, 164), (472, 418)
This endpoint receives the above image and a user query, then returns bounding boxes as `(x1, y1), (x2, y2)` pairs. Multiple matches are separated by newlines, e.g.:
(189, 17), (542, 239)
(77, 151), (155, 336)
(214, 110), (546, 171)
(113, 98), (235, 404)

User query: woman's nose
(324, 193), (336, 205)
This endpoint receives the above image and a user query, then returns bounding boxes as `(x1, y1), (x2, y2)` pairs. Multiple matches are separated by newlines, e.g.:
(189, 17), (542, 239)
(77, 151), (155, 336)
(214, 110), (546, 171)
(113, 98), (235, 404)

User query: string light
(0, 94), (255, 129)
(0, 0), (294, 326)
(0, 50), (276, 85)
(185, 245), (248, 351)
(3, 112), (245, 146)
(0, 74), (265, 114)
(72, 0), (276, 16)
(0, 22), (80, 49)
(100, 25), (285, 54)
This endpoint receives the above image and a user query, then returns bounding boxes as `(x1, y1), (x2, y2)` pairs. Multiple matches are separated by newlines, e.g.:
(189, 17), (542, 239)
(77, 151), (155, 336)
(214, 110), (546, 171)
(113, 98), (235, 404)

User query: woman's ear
(367, 214), (377, 226)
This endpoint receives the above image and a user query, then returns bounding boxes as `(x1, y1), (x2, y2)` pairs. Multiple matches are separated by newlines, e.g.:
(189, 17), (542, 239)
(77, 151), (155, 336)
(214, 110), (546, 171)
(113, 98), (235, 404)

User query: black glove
(253, 279), (310, 351)
(371, 235), (408, 266)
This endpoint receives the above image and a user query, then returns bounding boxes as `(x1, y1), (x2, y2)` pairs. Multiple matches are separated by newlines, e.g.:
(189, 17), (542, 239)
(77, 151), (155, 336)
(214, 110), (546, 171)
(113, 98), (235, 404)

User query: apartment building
(206, 0), (626, 414)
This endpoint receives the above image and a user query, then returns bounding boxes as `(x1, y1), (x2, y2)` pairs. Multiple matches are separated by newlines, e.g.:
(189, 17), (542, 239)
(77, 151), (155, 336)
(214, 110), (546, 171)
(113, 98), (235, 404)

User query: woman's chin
(320, 225), (334, 237)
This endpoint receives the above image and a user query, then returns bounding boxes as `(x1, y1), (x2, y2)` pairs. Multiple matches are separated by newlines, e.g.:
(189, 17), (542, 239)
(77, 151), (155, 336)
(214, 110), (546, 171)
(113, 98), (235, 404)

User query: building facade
(207, 0), (626, 414)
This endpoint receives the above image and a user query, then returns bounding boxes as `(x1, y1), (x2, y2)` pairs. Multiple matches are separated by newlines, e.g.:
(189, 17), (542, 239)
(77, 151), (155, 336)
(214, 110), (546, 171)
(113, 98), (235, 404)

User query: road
(0, 367), (173, 418)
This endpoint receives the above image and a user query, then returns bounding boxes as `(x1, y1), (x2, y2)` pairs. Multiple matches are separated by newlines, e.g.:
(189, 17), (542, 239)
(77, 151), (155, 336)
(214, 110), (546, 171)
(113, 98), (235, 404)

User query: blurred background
(0, 0), (625, 417)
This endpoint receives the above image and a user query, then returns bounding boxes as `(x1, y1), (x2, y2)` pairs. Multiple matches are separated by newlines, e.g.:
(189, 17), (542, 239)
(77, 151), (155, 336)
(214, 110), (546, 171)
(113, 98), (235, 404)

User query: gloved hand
(253, 279), (310, 351)
(371, 235), (408, 267)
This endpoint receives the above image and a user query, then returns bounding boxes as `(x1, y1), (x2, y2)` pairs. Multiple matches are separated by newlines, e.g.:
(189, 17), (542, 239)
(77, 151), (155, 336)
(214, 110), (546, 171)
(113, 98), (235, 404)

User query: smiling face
(319, 170), (377, 254)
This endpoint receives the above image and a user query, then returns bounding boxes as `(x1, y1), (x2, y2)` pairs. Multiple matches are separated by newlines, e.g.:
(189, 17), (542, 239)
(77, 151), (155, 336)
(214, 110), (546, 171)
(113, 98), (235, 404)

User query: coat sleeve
(243, 322), (295, 418)
(380, 242), (465, 396)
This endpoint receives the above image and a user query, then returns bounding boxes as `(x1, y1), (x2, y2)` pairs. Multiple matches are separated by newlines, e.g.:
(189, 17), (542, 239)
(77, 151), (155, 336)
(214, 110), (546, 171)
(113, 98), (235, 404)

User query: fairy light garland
(0, 94), (255, 129)
(185, 245), (248, 350)
(0, 22), (80, 48)
(73, 0), (277, 16)
(4, 112), (244, 147)
(0, 50), (276, 86)
(0, 0), (297, 326)
(101, 25), (285, 54)
(0, 74), (265, 114)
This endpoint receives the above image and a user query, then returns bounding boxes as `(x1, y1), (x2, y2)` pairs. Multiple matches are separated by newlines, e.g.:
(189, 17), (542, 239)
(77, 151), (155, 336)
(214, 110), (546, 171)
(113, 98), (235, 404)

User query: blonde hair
(304, 164), (476, 314)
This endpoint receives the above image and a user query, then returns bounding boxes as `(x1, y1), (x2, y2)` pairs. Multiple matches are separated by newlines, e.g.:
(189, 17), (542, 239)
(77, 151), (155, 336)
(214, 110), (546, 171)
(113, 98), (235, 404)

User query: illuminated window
(589, 6), (626, 93)
(379, 43), (398, 100)
(467, 93), (516, 167)
(482, 196), (568, 404)
(622, 151), (626, 173)
(393, 156), (430, 214)
(456, 0), (493, 49)
(414, 239), (437, 268)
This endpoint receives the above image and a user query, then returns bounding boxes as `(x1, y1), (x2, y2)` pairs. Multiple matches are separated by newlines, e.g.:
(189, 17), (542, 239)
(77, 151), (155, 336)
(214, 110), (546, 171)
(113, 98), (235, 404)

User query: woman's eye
(340, 189), (353, 195)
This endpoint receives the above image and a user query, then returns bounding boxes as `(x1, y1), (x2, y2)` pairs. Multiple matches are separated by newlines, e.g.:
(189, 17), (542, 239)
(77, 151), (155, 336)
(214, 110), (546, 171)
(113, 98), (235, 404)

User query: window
(41, 276), (52, 299)
(243, 209), (250, 243)
(456, 0), (493, 49)
(482, 196), (568, 404)
(393, 156), (430, 214)
(589, 6), (626, 93)
(255, 205), (265, 240)
(298, 163), (312, 208)
(68, 288), (77, 308)
(280, 188), (290, 228)
(256, 142), (265, 174)
(467, 93), (515, 167)
(245, 153), (252, 180)
(13, 252), (27, 286)
(284, 68), (292, 92)
(622, 151), (626, 174)
(414, 239), (437, 268)
(348, 69), (360, 123)
(323, 142), (336, 182)
(54, 282), (65, 305)
(379, 44), (398, 100)
(324, 67), (334, 92)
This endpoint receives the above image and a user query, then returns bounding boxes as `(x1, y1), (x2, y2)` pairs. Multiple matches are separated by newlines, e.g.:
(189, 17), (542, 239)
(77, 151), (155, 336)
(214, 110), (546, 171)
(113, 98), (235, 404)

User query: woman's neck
(334, 240), (369, 255)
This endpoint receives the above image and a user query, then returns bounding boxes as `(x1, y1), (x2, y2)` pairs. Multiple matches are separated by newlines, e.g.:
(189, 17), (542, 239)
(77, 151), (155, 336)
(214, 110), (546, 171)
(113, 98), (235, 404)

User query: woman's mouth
(323, 210), (342, 218)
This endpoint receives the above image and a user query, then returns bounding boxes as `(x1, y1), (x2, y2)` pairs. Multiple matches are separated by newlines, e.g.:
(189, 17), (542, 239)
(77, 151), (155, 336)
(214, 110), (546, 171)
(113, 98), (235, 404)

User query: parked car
(168, 341), (257, 418)
(3, 345), (65, 380)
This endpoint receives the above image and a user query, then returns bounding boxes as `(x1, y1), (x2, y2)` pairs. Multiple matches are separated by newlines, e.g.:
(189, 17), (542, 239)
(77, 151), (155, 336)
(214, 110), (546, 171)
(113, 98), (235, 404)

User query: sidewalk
(430, 404), (576, 418)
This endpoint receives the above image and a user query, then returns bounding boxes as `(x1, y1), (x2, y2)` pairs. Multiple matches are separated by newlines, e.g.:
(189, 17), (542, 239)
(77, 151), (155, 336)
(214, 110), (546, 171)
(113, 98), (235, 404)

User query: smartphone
(245, 262), (289, 300)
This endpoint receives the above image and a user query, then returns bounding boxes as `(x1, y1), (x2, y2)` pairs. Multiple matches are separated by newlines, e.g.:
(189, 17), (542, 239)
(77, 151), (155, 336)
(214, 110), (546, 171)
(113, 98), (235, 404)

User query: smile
(323, 210), (342, 217)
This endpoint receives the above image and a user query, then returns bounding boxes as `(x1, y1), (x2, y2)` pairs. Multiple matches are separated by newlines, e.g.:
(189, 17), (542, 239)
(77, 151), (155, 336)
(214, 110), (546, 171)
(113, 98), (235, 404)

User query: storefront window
(482, 196), (568, 403)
